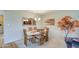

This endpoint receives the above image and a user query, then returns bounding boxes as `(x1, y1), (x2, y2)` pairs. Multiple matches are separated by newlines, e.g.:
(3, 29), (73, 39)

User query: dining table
(26, 31), (41, 43)
(27, 31), (40, 36)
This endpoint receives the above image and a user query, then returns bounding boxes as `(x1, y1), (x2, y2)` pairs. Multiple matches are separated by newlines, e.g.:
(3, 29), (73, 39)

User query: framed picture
(45, 18), (55, 25)
(23, 18), (36, 25)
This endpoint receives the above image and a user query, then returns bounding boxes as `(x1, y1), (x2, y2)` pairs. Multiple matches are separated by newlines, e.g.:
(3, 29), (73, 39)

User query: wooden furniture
(37, 28), (49, 45)
(23, 28), (49, 46)
(23, 29), (41, 46)
(44, 28), (49, 42)
(27, 31), (40, 43)
(28, 27), (32, 31)
(40, 28), (49, 45)
(23, 29), (28, 46)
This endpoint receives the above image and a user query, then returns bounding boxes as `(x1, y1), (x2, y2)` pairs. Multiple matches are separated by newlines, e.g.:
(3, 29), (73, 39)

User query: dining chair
(23, 29), (38, 45)
(44, 28), (49, 42)
(39, 28), (49, 45)
(28, 27), (32, 31)
(31, 35), (37, 43)
(23, 29), (28, 46)
(30, 27), (39, 43)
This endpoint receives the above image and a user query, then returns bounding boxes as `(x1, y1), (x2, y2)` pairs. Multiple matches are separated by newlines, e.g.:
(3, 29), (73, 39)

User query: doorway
(0, 15), (4, 47)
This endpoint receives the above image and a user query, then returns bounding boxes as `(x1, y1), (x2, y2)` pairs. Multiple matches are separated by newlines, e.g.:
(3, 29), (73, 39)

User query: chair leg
(40, 38), (44, 45)
(45, 37), (48, 42)
(31, 36), (36, 43)
(24, 38), (27, 46)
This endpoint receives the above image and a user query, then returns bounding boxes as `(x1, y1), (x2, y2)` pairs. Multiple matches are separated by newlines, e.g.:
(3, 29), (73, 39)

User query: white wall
(42, 10), (79, 40)
(3, 10), (79, 44)
(0, 11), (4, 15)
(4, 11), (37, 44)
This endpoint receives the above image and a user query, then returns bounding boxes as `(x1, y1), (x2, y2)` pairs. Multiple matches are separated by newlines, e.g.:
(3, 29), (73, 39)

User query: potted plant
(58, 16), (79, 48)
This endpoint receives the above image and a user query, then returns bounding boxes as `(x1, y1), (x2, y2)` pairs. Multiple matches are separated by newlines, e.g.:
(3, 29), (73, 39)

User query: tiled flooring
(0, 34), (67, 48)
(14, 26), (67, 48)
(0, 38), (66, 48)
(14, 37), (66, 48)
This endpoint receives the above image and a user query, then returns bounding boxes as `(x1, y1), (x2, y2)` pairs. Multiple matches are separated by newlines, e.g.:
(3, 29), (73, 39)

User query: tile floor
(14, 37), (67, 48)
(0, 34), (67, 48)
(0, 38), (67, 48)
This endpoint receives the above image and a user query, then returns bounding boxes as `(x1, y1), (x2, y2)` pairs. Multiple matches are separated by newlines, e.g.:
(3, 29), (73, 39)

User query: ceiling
(27, 10), (53, 14)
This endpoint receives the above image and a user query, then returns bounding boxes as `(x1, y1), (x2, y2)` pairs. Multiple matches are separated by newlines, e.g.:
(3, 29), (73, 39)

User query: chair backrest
(36, 28), (49, 38)
(39, 28), (49, 45)
(43, 28), (49, 36)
